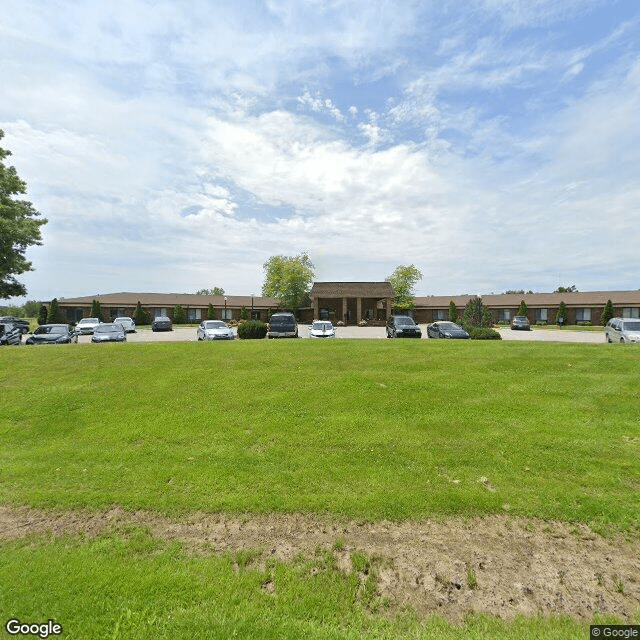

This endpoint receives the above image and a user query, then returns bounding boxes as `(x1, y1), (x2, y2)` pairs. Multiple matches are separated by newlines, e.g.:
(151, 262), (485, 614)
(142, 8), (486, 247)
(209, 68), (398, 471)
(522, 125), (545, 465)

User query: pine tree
(207, 303), (216, 320)
(133, 301), (150, 326)
(46, 298), (64, 323)
(448, 300), (458, 323)
(517, 300), (528, 316)
(241, 306), (248, 320)
(91, 299), (103, 321)
(600, 299), (614, 326)
(556, 301), (568, 326)
(37, 304), (48, 325)
(173, 305), (186, 324)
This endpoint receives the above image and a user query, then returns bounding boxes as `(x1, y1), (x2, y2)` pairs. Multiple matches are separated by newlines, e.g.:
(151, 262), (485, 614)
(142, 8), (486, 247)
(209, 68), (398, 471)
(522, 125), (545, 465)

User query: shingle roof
(310, 282), (395, 298)
(414, 290), (640, 308)
(57, 292), (280, 307)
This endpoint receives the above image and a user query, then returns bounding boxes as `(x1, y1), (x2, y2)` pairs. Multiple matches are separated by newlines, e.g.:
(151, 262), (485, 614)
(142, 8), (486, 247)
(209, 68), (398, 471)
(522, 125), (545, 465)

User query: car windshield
(79, 318), (98, 324)
(438, 322), (459, 330)
(95, 324), (120, 333)
(395, 317), (415, 326)
(204, 321), (226, 329)
(271, 315), (294, 324)
(514, 317), (528, 321)
(115, 318), (131, 323)
(35, 325), (67, 334)
(312, 322), (332, 331)
(622, 321), (640, 331)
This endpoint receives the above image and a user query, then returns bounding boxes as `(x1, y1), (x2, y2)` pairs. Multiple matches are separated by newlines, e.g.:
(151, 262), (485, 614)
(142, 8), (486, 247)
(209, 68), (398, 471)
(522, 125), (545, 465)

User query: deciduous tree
(0, 130), (47, 298)
(386, 265), (423, 311)
(262, 253), (315, 312)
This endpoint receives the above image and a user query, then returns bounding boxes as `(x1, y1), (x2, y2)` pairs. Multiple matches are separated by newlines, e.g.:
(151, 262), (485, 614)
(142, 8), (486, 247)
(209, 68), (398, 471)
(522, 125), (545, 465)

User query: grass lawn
(1, 340), (638, 638)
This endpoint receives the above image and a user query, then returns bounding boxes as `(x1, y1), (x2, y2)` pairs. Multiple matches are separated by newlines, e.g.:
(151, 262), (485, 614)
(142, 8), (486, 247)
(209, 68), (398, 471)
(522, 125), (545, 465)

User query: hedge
(237, 320), (268, 340)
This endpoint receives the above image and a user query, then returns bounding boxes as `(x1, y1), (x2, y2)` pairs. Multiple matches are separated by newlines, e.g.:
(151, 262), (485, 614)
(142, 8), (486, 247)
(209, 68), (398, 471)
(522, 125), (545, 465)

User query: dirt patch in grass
(1, 505), (638, 623)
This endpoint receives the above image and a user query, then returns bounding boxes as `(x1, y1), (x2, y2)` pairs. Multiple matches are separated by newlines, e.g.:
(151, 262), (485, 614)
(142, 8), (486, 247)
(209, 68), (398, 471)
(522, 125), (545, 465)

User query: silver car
(113, 316), (136, 333)
(605, 317), (640, 344)
(91, 323), (127, 343)
(75, 317), (101, 334)
(197, 320), (235, 341)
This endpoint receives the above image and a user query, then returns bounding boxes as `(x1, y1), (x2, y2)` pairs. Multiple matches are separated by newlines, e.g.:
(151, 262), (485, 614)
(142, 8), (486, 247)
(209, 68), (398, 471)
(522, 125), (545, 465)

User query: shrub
(517, 300), (528, 316)
(448, 300), (458, 323)
(207, 303), (216, 320)
(237, 320), (267, 339)
(91, 299), (103, 322)
(37, 304), (48, 325)
(133, 301), (151, 326)
(601, 299), (614, 326)
(577, 321), (592, 326)
(468, 327), (502, 340)
(556, 301), (568, 326)
(46, 298), (65, 324)
(536, 321), (547, 326)
(173, 305), (186, 324)
(240, 306), (248, 320)
(497, 320), (510, 325)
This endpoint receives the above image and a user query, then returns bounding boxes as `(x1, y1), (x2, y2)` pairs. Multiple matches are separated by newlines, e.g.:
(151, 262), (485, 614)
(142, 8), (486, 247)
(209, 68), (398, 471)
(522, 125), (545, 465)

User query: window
(154, 308), (167, 318)
(498, 309), (511, 321)
(187, 308), (202, 321)
(575, 308), (591, 322)
(251, 310), (261, 320)
(433, 309), (447, 320)
(622, 307), (640, 318)
(534, 308), (548, 322)
(222, 308), (233, 320)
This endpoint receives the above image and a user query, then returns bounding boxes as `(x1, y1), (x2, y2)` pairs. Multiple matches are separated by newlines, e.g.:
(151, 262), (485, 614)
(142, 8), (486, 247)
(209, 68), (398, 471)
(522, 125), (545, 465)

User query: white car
(308, 320), (336, 339)
(114, 317), (136, 333)
(197, 320), (235, 341)
(605, 317), (640, 344)
(75, 317), (101, 334)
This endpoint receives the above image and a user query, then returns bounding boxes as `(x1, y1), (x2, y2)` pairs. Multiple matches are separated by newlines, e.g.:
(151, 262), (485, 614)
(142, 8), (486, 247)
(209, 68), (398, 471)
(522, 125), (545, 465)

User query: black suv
(0, 322), (22, 345)
(0, 316), (30, 334)
(386, 315), (422, 338)
(267, 312), (298, 338)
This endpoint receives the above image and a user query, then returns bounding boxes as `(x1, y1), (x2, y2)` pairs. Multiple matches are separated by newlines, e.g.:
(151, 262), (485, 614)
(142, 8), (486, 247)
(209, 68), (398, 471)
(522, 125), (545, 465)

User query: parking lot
(75, 325), (606, 344)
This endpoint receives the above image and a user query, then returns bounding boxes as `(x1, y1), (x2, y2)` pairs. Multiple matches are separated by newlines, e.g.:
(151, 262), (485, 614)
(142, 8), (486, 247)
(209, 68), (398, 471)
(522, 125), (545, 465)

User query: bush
(133, 301), (151, 326)
(237, 320), (268, 339)
(577, 321), (592, 326)
(497, 320), (510, 325)
(468, 327), (502, 340)
(172, 305), (186, 324)
(536, 321), (547, 326)
(37, 304), (48, 325)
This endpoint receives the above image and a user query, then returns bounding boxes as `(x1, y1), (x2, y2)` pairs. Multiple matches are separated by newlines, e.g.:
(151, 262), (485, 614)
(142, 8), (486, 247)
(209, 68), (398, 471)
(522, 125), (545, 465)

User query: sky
(1, 0), (639, 302)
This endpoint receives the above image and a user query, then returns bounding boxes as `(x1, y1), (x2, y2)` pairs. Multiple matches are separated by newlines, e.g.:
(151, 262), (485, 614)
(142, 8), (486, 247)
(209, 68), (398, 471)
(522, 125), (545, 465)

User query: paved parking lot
(76, 325), (606, 344)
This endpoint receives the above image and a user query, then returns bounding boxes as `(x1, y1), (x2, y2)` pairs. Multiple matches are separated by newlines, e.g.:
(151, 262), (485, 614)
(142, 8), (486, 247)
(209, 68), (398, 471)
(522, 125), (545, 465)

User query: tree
(173, 305), (186, 324)
(461, 297), (501, 339)
(448, 300), (458, 323)
(46, 298), (64, 323)
(0, 130), (48, 298)
(91, 299), (103, 321)
(196, 287), (224, 295)
(133, 301), (151, 326)
(262, 252), (315, 311)
(601, 299), (614, 326)
(555, 285), (577, 293)
(556, 301), (568, 326)
(207, 303), (216, 320)
(240, 306), (248, 320)
(517, 300), (528, 316)
(386, 265), (423, 311)
(23, 300), (40, 317)
(37, 303), (48, 325)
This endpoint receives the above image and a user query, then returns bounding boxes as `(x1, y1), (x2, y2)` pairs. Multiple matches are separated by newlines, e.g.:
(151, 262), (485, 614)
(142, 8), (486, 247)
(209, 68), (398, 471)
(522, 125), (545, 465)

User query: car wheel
(620, 338), (625, 344)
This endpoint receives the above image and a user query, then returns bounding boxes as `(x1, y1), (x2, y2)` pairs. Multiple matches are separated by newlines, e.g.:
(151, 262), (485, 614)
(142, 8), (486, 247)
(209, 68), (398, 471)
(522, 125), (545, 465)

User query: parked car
(75, 317), (101, 334)
(25, 324), (78, 345)
(197, 320), (235, 341)
(605, 317), (640, 344)
(308, 320), (336, 339)
(0, 322), (22, 345)
(386, 315), (422, 338)
(113, 316), (136, 333)
(151, 316), (173, 332)
(510, 316), (531, 331)
(0, 316), (30, 334)
(91, 323), (127, 343)
(426, 321), (469, 339)
(267, 312), (298, 338)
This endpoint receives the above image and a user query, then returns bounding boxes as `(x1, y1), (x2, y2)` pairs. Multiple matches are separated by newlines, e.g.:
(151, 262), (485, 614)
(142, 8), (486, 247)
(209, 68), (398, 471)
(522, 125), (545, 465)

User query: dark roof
(310, 282), (395, 298)
(57, 292), (280, 308)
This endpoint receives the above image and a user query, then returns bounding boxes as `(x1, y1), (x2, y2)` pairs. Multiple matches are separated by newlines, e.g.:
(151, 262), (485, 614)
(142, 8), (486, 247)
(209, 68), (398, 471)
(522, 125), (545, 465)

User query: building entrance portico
(310, 282), (395, 325)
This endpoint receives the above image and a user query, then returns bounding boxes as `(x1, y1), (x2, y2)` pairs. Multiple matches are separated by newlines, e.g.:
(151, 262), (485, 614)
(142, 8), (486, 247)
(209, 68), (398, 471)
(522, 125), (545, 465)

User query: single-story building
(53, 287), (640, 326)
(413, 291), (640, 325)
(56, 292), (280, 323)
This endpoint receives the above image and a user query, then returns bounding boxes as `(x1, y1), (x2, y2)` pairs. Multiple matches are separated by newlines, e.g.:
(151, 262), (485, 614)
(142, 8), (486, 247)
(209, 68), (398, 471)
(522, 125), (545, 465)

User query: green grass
(1, 340), (639, 531)
(0, 528), (608, 640)
(1, 340), (639, 639)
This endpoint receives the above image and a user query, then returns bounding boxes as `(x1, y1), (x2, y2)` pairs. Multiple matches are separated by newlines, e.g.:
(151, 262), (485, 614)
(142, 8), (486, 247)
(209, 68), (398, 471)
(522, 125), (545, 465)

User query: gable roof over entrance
(310, 282), (394, 298)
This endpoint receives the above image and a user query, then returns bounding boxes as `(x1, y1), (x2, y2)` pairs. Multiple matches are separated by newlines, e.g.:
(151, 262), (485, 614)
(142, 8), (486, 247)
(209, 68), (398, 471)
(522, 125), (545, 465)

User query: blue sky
(2, 0), (639, 302)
